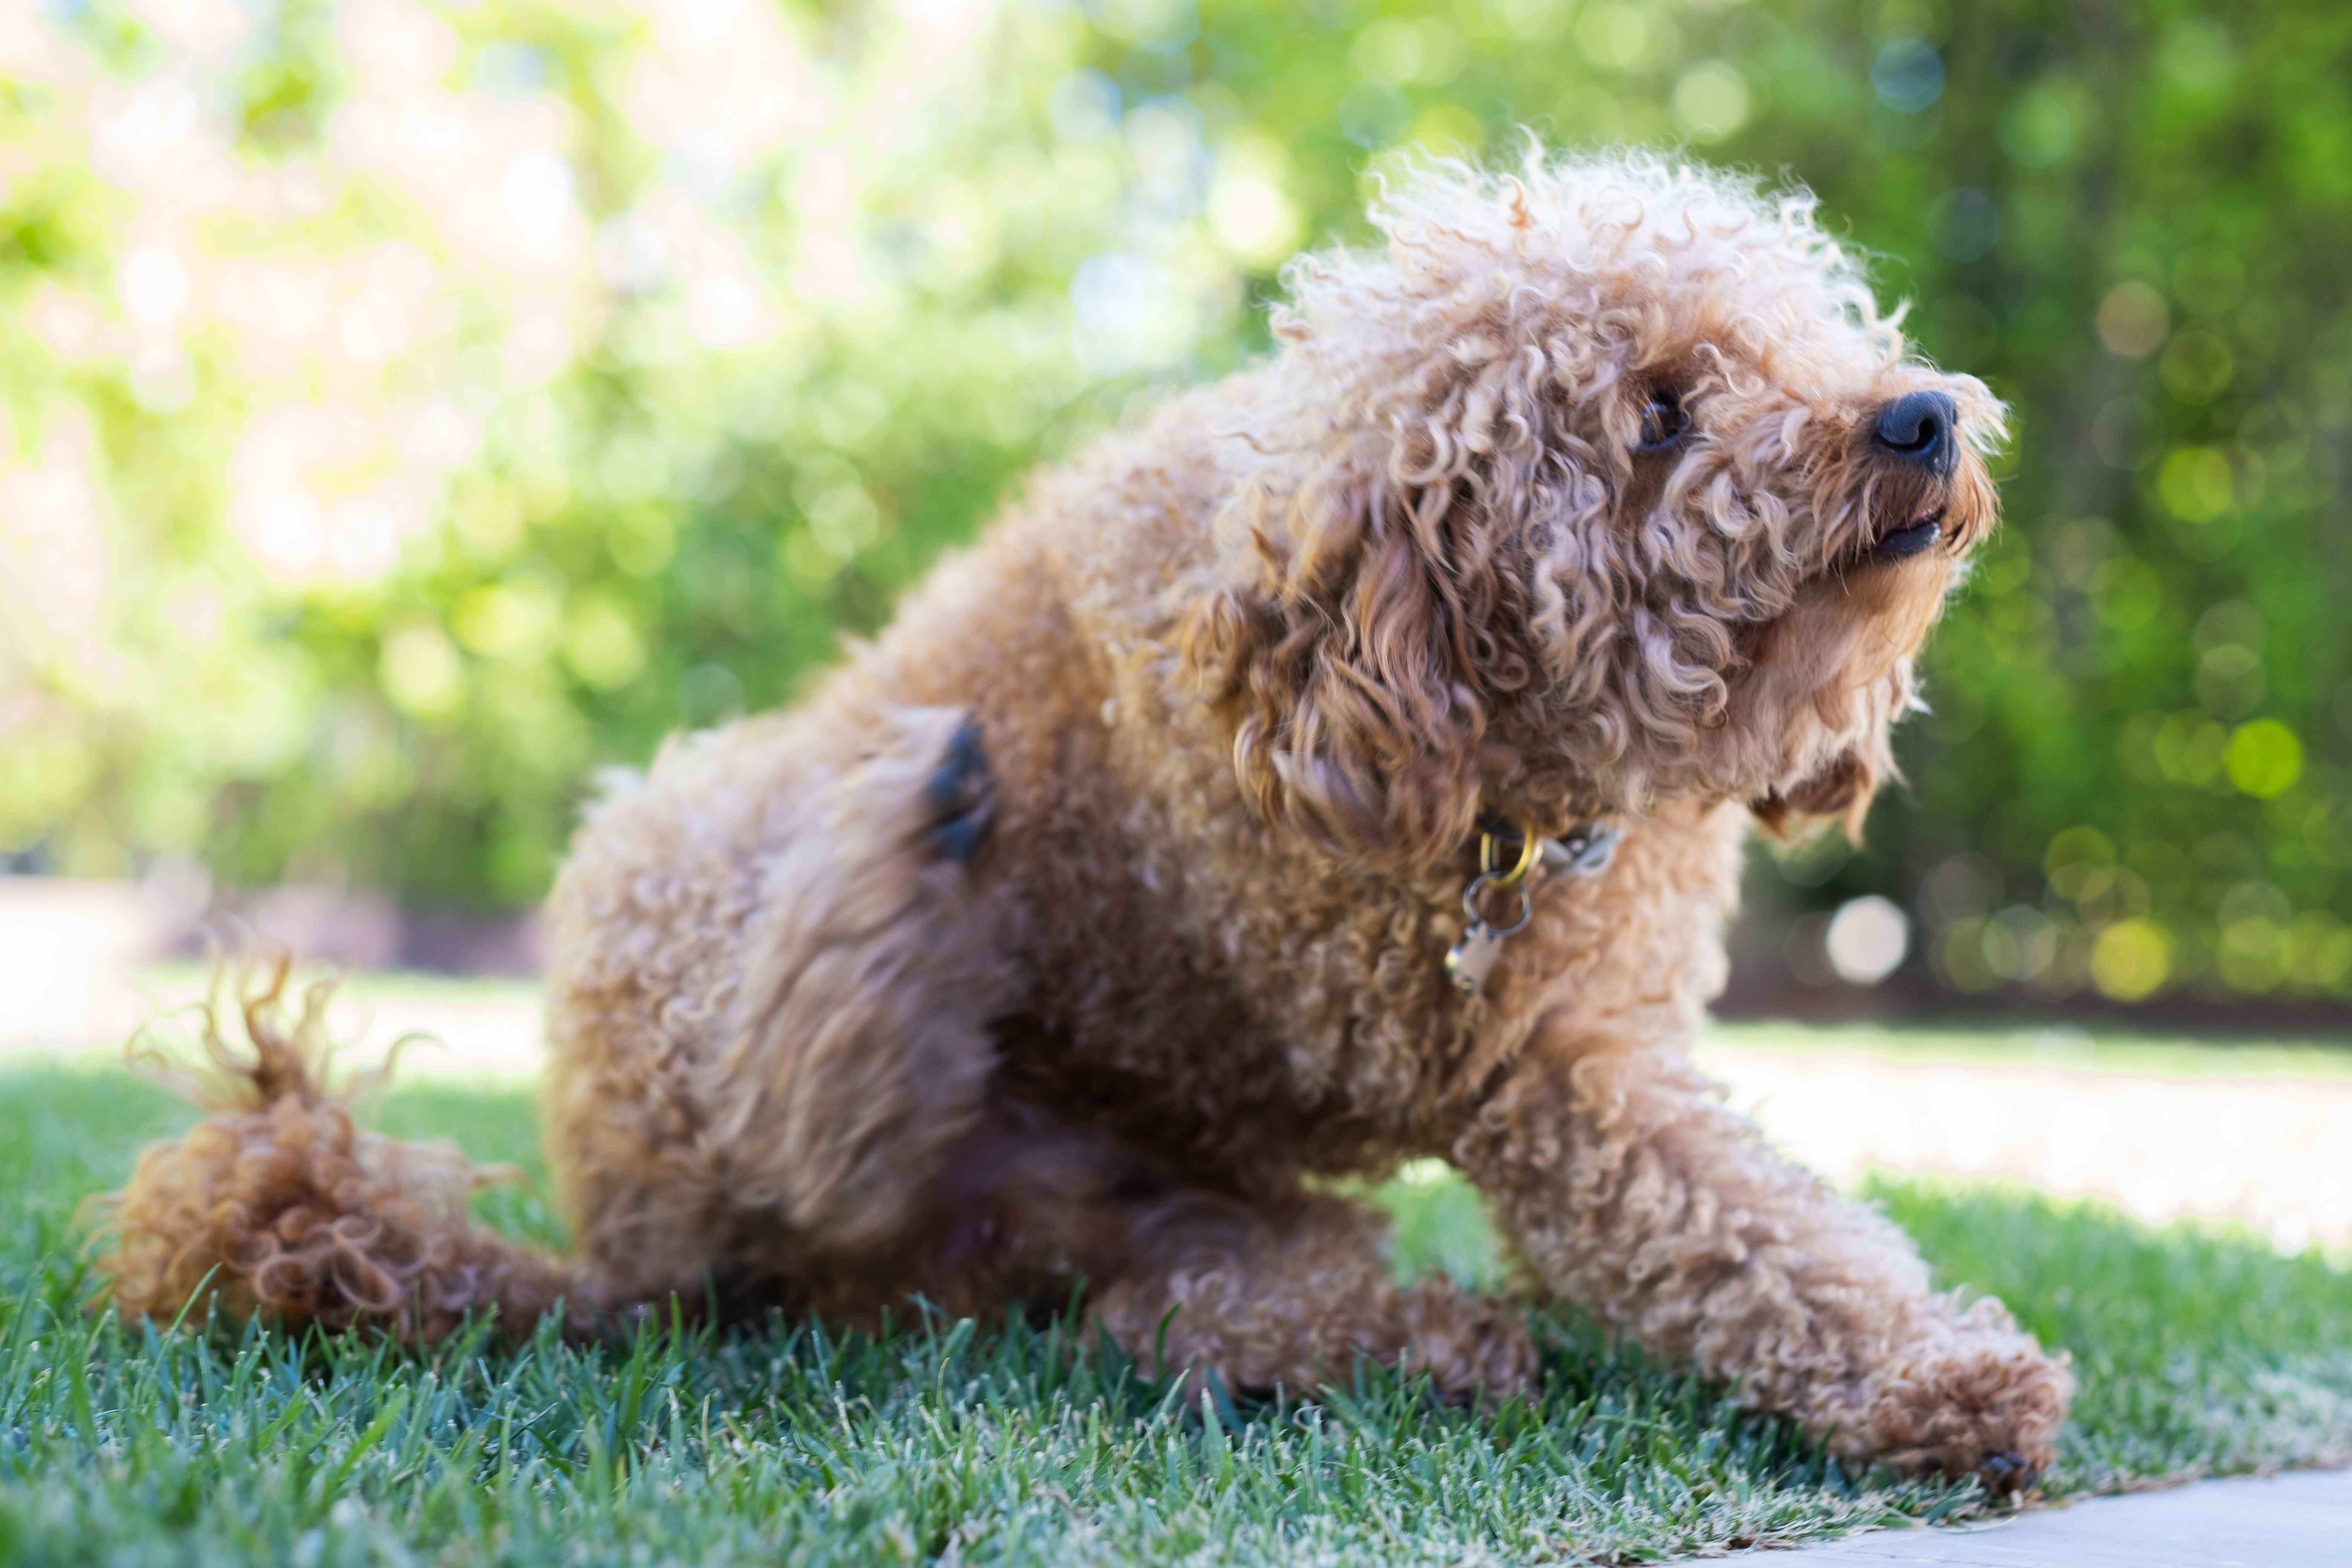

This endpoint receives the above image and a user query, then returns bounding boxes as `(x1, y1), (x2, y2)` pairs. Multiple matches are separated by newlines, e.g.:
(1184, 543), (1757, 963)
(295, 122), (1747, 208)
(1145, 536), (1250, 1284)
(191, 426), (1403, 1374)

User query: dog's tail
(93, 949), (586, 1343)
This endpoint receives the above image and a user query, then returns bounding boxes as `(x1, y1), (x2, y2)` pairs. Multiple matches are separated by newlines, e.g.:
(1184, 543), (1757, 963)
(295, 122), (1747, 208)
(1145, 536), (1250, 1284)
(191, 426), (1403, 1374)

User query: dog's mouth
(1863, 507), (1944, 565)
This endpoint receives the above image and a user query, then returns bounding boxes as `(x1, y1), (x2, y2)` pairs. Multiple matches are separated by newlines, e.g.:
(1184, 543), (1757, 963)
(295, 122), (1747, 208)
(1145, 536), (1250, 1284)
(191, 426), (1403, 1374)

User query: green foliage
(2, 1064), (2349, 1562)
(1, 0), (2347, 1003)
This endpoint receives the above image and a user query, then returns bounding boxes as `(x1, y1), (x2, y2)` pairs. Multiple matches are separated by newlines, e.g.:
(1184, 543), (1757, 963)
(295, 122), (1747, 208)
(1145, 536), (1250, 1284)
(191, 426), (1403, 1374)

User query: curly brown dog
(103, 150), (2070, 1492)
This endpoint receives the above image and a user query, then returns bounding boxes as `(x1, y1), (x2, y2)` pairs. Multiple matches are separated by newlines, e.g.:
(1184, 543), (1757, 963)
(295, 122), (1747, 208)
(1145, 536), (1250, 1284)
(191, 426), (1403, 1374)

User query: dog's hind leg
(704, 707), (1008, 1255)
(1088, 1187), (1534, 1404)
(544, 701), (1015, 1314)
(927, 1111), (1534, 1403)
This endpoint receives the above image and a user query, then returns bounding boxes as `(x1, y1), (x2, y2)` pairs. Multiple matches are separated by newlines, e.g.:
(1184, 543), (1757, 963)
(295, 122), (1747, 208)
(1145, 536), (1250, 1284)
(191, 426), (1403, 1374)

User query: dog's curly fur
(101, 150), (2070, 1491)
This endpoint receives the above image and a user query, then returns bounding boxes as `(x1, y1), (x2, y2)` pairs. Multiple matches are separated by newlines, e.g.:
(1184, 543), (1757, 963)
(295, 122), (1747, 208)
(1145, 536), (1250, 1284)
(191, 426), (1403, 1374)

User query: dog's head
(1182, 150), (2001, 868)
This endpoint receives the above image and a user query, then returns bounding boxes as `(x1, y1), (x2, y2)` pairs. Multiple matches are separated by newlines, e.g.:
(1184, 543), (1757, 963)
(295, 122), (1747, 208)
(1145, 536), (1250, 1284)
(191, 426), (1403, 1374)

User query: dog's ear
(1180, 448), (1491, 870)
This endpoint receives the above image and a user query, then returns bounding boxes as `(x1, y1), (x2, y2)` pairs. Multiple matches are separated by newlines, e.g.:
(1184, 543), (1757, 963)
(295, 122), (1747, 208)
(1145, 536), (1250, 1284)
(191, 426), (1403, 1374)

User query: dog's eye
(1635, 390), (1689, 452)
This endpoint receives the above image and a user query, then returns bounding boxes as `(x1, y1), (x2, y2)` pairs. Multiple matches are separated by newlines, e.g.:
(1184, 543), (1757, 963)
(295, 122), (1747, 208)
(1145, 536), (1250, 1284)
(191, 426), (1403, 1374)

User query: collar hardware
(1445, 818), (1622, 998)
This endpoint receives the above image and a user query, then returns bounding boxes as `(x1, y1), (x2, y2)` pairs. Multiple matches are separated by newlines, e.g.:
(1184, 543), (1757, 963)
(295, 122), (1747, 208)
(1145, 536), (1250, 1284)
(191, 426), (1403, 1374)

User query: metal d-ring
(1479, 824), (1542, 886)
(1462, 871), (1534, 936)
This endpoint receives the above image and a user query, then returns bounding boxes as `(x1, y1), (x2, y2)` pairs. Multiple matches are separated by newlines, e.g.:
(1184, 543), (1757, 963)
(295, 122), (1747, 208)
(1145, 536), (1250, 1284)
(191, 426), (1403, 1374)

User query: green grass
(2, 1063), (2348, 1566)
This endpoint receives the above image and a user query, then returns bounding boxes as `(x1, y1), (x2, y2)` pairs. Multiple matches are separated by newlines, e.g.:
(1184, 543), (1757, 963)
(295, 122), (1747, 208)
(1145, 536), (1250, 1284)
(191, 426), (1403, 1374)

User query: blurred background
(1, 0), (2347, 1027)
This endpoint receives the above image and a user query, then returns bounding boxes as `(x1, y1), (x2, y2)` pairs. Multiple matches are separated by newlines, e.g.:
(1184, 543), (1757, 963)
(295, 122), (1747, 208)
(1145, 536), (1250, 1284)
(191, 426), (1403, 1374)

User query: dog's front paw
(1844, 1307), (2072, 1496)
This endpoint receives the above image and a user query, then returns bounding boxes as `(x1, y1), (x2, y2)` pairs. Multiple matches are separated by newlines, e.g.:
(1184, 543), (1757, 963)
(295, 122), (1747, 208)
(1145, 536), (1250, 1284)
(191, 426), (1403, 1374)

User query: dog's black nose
(1872, 390), (1958, 475)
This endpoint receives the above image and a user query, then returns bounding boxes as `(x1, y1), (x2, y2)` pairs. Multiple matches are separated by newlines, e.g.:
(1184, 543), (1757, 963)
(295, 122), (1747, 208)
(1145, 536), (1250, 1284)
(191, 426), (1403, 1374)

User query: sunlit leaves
(0, 0), (2347, 998)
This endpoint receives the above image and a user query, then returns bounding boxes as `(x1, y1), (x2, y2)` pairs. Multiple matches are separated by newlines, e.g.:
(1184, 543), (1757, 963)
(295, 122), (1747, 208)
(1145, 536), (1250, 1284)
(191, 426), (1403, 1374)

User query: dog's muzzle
(1854, 391), (1965, 565)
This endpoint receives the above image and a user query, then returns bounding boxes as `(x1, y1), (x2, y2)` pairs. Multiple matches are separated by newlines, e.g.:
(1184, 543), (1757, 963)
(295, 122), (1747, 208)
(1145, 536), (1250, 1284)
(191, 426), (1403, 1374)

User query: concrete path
(1755, 1467), (2352, 1565)
(1698, 1034), (2352, 1256)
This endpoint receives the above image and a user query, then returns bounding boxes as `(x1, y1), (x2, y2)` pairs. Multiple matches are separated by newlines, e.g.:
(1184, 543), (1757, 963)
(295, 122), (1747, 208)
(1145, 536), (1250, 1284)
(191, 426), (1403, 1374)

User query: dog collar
(1444, 816), (1622, 997)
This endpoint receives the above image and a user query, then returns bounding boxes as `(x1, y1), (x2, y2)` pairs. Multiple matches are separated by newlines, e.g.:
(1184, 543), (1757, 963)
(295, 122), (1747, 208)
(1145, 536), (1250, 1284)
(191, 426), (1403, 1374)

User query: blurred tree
(0, 0), (2345, 1004)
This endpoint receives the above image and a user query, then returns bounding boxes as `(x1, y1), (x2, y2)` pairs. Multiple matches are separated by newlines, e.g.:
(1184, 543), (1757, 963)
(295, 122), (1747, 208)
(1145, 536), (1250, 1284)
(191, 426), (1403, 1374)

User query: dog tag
(1447, 868), (1534, 998)
(1446, 921), (1505, 995)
